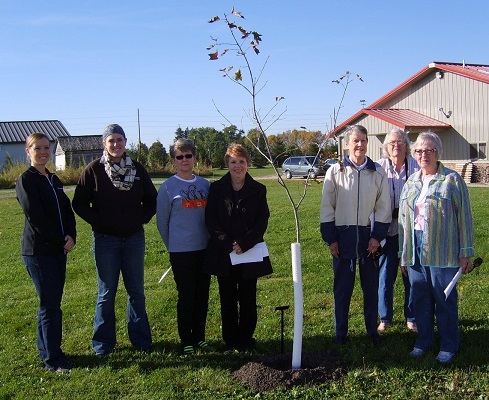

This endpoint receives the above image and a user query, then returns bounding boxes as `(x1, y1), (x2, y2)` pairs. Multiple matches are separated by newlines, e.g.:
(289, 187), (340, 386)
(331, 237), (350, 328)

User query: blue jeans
(333, 257), (379, 339)
(92, 230), (151, 354)
(409, 230), (460, 353)
(378, 235), (415, 323)
(22, 254), (67, 364)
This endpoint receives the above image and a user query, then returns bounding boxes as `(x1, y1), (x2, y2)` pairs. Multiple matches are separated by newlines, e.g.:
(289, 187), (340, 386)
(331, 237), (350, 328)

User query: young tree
(207, 9), (362, 369)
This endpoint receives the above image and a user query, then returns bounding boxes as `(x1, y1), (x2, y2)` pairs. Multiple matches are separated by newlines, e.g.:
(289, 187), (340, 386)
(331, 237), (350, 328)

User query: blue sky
(1, 0), (488, 149)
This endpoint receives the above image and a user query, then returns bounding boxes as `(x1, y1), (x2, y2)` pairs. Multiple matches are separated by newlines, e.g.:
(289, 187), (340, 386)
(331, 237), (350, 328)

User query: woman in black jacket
(16, 133), (76, 373)
(204, 144), (272, 353)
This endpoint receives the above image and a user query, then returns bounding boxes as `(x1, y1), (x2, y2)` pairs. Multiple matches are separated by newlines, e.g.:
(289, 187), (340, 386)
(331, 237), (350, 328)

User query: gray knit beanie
(102, 124), (126, 141)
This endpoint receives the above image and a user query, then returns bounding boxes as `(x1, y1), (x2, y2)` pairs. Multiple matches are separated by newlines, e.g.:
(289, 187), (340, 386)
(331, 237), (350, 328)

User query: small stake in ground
(275, 305), (289, 354)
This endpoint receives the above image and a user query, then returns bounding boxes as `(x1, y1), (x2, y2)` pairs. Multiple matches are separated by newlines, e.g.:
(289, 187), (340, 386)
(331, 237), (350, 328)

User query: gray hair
(170, 138), (196, 159)
(412, 131), (443, 159)
(344, 124), (368, 144)
(381, 128), (412, 158)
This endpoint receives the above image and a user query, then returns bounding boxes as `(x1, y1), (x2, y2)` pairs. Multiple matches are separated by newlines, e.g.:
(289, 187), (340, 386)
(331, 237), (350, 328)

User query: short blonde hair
(224, 143), (251, 166)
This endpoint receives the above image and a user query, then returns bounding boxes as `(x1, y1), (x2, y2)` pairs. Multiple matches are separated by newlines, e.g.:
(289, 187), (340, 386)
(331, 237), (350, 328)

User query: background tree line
(128, 125), (338, 171)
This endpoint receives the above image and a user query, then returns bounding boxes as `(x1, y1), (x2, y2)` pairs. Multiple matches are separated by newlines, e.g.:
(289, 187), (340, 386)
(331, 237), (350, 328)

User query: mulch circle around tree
(233, 350), (347, 393)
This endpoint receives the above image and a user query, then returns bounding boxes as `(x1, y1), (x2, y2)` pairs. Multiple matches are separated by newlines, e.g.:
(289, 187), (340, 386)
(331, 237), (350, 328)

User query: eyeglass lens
(415, 149), (436, 155)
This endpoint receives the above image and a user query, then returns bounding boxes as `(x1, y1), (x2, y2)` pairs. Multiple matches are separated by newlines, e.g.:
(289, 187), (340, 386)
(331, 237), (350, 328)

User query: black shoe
(371, 334), (382, 347)
(45, 356), (72, 373)
(197, 340), (215, 353)
(182, 345), (195, 356)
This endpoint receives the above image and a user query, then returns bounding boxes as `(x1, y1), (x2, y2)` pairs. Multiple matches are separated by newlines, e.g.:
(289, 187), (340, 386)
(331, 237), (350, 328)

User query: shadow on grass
(64, 318), (488, 394)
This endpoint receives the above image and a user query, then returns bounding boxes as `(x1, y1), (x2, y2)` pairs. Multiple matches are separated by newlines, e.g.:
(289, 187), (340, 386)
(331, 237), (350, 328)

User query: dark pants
(170, 250), (211, 348)
(217, 267), (258, 349)
(23, 254), (67, 364)
(333, 257), (379, 339)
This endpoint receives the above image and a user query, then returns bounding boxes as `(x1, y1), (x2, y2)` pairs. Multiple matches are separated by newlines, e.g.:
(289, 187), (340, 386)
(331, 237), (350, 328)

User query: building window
(479, 143), (487, 160)
(470, 143), (487, 160)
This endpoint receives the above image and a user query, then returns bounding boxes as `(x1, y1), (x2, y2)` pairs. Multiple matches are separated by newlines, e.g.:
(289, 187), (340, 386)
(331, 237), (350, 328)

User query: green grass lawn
(0, 180), (488, 399)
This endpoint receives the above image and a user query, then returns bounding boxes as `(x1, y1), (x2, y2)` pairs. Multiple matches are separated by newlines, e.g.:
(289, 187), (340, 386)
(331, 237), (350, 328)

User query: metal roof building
(0, 120), (71, 169)
(55, 135), (103, 170)
(329, 62), (489, 172)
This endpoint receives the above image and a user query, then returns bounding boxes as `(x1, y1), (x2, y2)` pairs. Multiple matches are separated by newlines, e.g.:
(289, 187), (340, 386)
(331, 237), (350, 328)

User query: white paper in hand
(230, 242), (269, 265)
(444, 267), (462, 300)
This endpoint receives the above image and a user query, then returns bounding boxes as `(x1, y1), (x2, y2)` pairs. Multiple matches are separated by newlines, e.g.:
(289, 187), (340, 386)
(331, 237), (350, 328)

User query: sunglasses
(175, 154), (193, 160)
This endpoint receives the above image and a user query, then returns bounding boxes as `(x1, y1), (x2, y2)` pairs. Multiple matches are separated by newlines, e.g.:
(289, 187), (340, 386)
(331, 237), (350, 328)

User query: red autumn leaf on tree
(208, 16), (220, 23)
(208, 50), (219, 60)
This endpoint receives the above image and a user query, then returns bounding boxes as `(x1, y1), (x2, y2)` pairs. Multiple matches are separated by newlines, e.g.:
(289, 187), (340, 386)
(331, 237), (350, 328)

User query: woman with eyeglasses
(376, 129), (419, 334)
(398, 131), (475, 363)
(156, 138), (212, 356)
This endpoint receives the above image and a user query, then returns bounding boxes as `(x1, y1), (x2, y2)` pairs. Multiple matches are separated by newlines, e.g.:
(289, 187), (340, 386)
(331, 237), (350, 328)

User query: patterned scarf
(101, 149), (137, 191)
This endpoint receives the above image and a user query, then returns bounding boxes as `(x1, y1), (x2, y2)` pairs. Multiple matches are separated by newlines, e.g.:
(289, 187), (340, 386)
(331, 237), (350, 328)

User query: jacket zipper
(44, 174), (66, 237)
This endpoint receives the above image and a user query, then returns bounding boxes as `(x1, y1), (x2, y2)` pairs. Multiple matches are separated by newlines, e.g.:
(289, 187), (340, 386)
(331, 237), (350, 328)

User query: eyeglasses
(388, 140), (405, 146)
(414, 149), (437, 155)
(175, 154), (194, 160)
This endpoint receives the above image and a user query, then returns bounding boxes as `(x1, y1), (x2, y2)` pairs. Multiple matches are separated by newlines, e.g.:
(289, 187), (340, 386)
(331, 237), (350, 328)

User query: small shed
(55, 135), (103, 170)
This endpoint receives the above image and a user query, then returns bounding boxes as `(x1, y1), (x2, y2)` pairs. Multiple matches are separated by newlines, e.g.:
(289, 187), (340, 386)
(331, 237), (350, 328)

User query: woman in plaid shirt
(398, 131), (475, 364)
